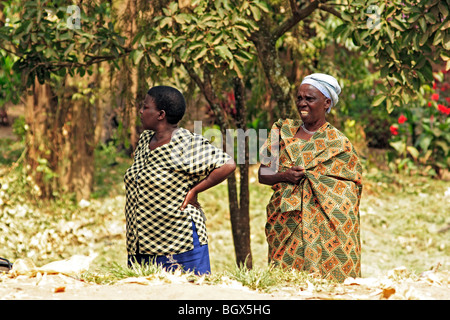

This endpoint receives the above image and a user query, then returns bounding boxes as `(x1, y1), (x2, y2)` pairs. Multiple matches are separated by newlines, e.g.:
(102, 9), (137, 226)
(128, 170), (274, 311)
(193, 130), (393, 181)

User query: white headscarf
(301, 73), (341, 113)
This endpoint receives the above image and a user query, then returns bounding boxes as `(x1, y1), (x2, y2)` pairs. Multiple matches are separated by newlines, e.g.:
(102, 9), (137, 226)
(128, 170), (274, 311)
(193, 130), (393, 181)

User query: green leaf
(380, 64), (390, 78)
(230, 58), (244, 78)
(390, 140), (406, 154)
(173, 13), (192, 24)
(419, 17), (427, 33)
(444, 33), (450, 50)
(352, 30), (362, 46)
(179, 46), (189, 62)
(171, 38), (185, 51)
(232, 28), (246, 44)
(148, 53), (161, 66)
(254, 0), (270, 12)
(249, 5), (261, 21)
(385, 25), (395, 43)
(165, 55), (173, 67)
(35, 44), (46, 52)
(188, 42), (204, 53)
(215, 45), (233, 60)
(133, 49), (144, 65)
(424, 12), (437, 24)
(159, 17), (172, 29)
(407, 13), (420, 23)
(372, 94), (386, 107)
(440, 50), (450, 61)
(433, 30), (444, 45)
(236, 49), (253, 60)
(333, 24), (347, 39)
(212, 33), (224, 46)
(193, 47), (208, 60)
(421, 60), (433, 81)
(386, 97), (394, 113)
(438, 1), (449, 17)
(419, 30), (429, 46)
(419, 135), (432, 151)
(64, 43), (75, 57)
(168, 1), (178, 14)
(390, 18), (405, 31)
(341, 11), (352, 22)
(406, 146), (419, 160)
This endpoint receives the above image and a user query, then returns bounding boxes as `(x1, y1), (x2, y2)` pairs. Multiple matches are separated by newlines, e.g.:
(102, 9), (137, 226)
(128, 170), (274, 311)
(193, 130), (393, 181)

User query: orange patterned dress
(260, 119), (363, 282)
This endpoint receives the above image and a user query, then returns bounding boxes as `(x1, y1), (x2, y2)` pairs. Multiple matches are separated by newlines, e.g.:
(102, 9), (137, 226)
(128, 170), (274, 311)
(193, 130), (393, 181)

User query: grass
(1, 140), (449, 293)
(80, 258), (336, 294)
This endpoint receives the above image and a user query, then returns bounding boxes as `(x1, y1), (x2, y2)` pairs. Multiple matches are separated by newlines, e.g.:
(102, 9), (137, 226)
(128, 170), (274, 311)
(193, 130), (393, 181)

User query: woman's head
(146, 86), (186, 124)
(296, 73), (341, 126)
(299, 73), (341, 113)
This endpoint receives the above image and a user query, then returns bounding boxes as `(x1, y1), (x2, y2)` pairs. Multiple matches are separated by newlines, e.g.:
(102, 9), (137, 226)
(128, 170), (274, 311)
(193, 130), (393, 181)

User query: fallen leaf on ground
(381, 287), (396, 299)
(9, 255), (96, 278)
(53, 286), (66, 293)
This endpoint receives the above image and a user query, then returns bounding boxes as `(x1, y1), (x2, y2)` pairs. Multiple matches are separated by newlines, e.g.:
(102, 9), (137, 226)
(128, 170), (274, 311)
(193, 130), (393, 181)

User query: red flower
(433, 82), (437, 90)
(445, 97), (450, 104)
(398, 114), (407, 124)
(431, 93), (439, 101)
(227, 91), (235, 104)
(390, 125), (399, 135)
(428, 102), (432, 107)
(437, 104), (450, 115)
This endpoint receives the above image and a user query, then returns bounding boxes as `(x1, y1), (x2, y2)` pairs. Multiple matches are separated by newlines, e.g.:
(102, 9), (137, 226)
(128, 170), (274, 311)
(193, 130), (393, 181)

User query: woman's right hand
(282, 166), (305, 184)
(258, 164), (305, 186)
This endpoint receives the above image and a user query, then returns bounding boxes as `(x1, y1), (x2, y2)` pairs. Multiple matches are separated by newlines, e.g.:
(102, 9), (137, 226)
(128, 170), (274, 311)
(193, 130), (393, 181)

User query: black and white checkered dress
(124, 128), (231, 256)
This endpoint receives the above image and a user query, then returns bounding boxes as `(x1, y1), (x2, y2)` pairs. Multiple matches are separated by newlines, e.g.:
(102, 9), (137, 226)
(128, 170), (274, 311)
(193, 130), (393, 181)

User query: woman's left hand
(180, 159), (236, 211)
(180, 189), (201, 211)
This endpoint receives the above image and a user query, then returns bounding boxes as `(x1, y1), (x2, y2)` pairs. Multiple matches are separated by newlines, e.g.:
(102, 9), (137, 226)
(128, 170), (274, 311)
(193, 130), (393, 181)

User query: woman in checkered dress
(124, 86), (236, 275)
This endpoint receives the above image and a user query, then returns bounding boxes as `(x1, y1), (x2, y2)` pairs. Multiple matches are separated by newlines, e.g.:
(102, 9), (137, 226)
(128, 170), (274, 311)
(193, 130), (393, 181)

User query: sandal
(0, 257), (13, 273)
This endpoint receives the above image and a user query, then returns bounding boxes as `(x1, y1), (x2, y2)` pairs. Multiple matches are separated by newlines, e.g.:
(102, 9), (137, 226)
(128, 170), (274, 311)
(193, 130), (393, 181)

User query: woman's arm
(258, 164), (305, 186)
(180, 158), (236, 210)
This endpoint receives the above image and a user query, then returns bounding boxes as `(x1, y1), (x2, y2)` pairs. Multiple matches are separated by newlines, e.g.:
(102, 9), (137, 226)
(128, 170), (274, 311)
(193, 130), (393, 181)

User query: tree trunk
(24, 77), (59, 199)
(182, 64), (253, 268)
(232, 77), (252, 269)
(251, 22), (296, 119)
(113, 0), (139, 153)
(25, 74), (99, 201)
(61, 89), (95, 201)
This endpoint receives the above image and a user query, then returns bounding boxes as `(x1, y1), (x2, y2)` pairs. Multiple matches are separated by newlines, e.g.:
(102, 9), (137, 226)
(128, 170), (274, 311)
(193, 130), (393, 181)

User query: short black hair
(147, 86), (186, 124)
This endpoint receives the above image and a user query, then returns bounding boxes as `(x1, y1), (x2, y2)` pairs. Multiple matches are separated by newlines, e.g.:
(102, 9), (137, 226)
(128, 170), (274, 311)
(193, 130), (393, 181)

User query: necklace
(301, 124), (317, 135)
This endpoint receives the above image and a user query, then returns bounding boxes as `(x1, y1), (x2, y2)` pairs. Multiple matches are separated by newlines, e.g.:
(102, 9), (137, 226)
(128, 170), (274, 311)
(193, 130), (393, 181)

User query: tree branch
(273, 0), (320, 41)
(181, 60), (227, 126)
(25, 48), (132, 73)
(318, 3), (342, 19)
(0, 45), (21, 57)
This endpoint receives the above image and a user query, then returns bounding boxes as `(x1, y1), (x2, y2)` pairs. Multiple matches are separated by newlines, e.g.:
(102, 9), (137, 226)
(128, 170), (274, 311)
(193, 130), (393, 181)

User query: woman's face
(140, 94), (162, 130)
(296, 84), (331, 126)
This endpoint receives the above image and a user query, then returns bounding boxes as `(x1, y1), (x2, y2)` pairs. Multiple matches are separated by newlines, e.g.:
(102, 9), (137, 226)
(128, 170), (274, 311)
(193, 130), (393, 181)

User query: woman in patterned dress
(258, 74), (363, 282)
(124, 86), (236, 275)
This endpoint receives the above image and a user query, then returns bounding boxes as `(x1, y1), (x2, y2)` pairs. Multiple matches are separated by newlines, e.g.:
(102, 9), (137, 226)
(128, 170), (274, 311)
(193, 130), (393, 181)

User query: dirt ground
(1, 272), (449, 300)
(1, 260), (449, 300)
